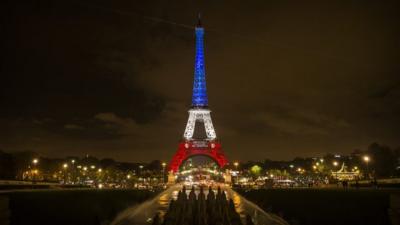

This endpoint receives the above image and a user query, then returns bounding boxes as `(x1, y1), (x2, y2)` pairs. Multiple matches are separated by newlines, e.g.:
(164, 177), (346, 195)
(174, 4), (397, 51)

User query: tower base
(169, 140), (228, 172)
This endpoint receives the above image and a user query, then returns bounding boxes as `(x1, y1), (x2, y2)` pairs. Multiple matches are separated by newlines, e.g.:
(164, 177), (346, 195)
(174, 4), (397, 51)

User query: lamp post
(139, 165), (144, 186)
(363, 155), (370, 180)
(96, 168), (102, 187)
(234, 162), (239, 185)
(63, 163), (68, 184)
(71, 159), (75, 184)
(162, 162), (167, 184)
(139, 165), (144, 174)
(32, 158), (39, 184)
(332, 161), (339, 180)
(126, 174), (131, 188)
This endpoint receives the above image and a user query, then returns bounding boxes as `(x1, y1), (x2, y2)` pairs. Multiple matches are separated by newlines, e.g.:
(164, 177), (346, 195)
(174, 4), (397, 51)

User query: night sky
(2, 0), (400, 162)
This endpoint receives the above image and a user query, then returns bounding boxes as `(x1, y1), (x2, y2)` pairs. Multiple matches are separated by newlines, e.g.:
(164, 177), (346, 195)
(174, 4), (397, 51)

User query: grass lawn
(1, 189), (158, 225)
(237, 188), (396, 225)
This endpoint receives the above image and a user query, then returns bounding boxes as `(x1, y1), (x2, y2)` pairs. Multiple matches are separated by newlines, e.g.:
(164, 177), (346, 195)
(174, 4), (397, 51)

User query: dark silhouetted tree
(367, 143), (397, 178)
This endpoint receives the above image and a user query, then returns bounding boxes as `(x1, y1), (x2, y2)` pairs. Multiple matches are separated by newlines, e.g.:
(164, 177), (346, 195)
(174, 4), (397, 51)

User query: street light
(313, 165), (317, 170)
(32, 158), (39, 184)
(139, 165), (144, 184)
(162, 162), (167, 183)
(71, 159), (76, 184)
(126, 174), (134, 187)
(62, 163), (68, 184)
(332, 161), (339, 180)
(139, 165), (144, 175)
(363, 155), (370, 179)
(233, 162), (239, 185)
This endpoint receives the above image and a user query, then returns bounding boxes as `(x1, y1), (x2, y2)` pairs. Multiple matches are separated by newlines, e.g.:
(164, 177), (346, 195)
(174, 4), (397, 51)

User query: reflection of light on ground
(171, 190), (179, 200)
(157, 192), (170, 217)
(230, 190), (244, 218)
(158, 183), (249, 222)
(112, 182), (288, 225)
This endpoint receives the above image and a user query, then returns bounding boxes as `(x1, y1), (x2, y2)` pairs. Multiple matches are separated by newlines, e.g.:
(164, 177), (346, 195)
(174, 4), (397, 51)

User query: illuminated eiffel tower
(169, 16), (228, 172)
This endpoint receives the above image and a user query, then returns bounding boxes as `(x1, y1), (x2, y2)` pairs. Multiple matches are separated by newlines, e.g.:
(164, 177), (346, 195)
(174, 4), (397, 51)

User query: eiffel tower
(169, 16), (228, 172)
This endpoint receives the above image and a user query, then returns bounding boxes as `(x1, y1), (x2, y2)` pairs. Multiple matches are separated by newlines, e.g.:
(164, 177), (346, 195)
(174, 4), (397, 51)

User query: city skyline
(2, 0), (400, 162)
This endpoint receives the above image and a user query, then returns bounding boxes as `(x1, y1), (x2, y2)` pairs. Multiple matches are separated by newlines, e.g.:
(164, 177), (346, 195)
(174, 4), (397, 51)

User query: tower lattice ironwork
(169, 16), (228, 172)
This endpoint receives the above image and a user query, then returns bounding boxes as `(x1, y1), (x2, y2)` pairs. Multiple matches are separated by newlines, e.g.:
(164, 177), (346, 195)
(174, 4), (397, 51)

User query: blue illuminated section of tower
(191, 19), (208, 108)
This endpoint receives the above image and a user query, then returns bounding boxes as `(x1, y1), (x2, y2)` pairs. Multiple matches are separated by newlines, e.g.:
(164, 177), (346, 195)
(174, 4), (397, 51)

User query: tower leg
(168, 141), (228, 173)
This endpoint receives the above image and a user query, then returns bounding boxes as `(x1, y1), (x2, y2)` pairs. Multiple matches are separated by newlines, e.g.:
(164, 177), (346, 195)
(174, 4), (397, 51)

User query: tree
(250, 165), (262, 177)
(0, 150), (16, 179)
(100, 158), (116, 168)
(148, 160), (162, 171)
(367, 143), (397, 178)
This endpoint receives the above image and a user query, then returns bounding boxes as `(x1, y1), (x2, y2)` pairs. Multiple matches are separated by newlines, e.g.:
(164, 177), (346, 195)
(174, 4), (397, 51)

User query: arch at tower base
(169, 140), (228, 173)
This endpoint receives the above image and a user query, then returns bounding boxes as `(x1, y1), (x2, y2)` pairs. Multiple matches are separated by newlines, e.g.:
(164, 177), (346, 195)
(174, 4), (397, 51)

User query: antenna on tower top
(197, 13), (202, 27)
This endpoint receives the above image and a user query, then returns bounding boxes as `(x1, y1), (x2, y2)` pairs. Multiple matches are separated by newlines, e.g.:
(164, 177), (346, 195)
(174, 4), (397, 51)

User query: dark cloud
(64, 124), (84, 130)
(369, 81), (400, 99)
(1, 0), (400, 161)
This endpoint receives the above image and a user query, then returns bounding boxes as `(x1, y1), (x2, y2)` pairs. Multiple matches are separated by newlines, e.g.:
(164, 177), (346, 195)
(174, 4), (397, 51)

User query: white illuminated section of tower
(183, 109), (217, 140)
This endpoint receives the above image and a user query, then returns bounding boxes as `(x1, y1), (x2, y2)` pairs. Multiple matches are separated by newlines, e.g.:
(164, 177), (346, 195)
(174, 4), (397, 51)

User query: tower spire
(191, 14), (208, 108)
(197, 13), (202, 27)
